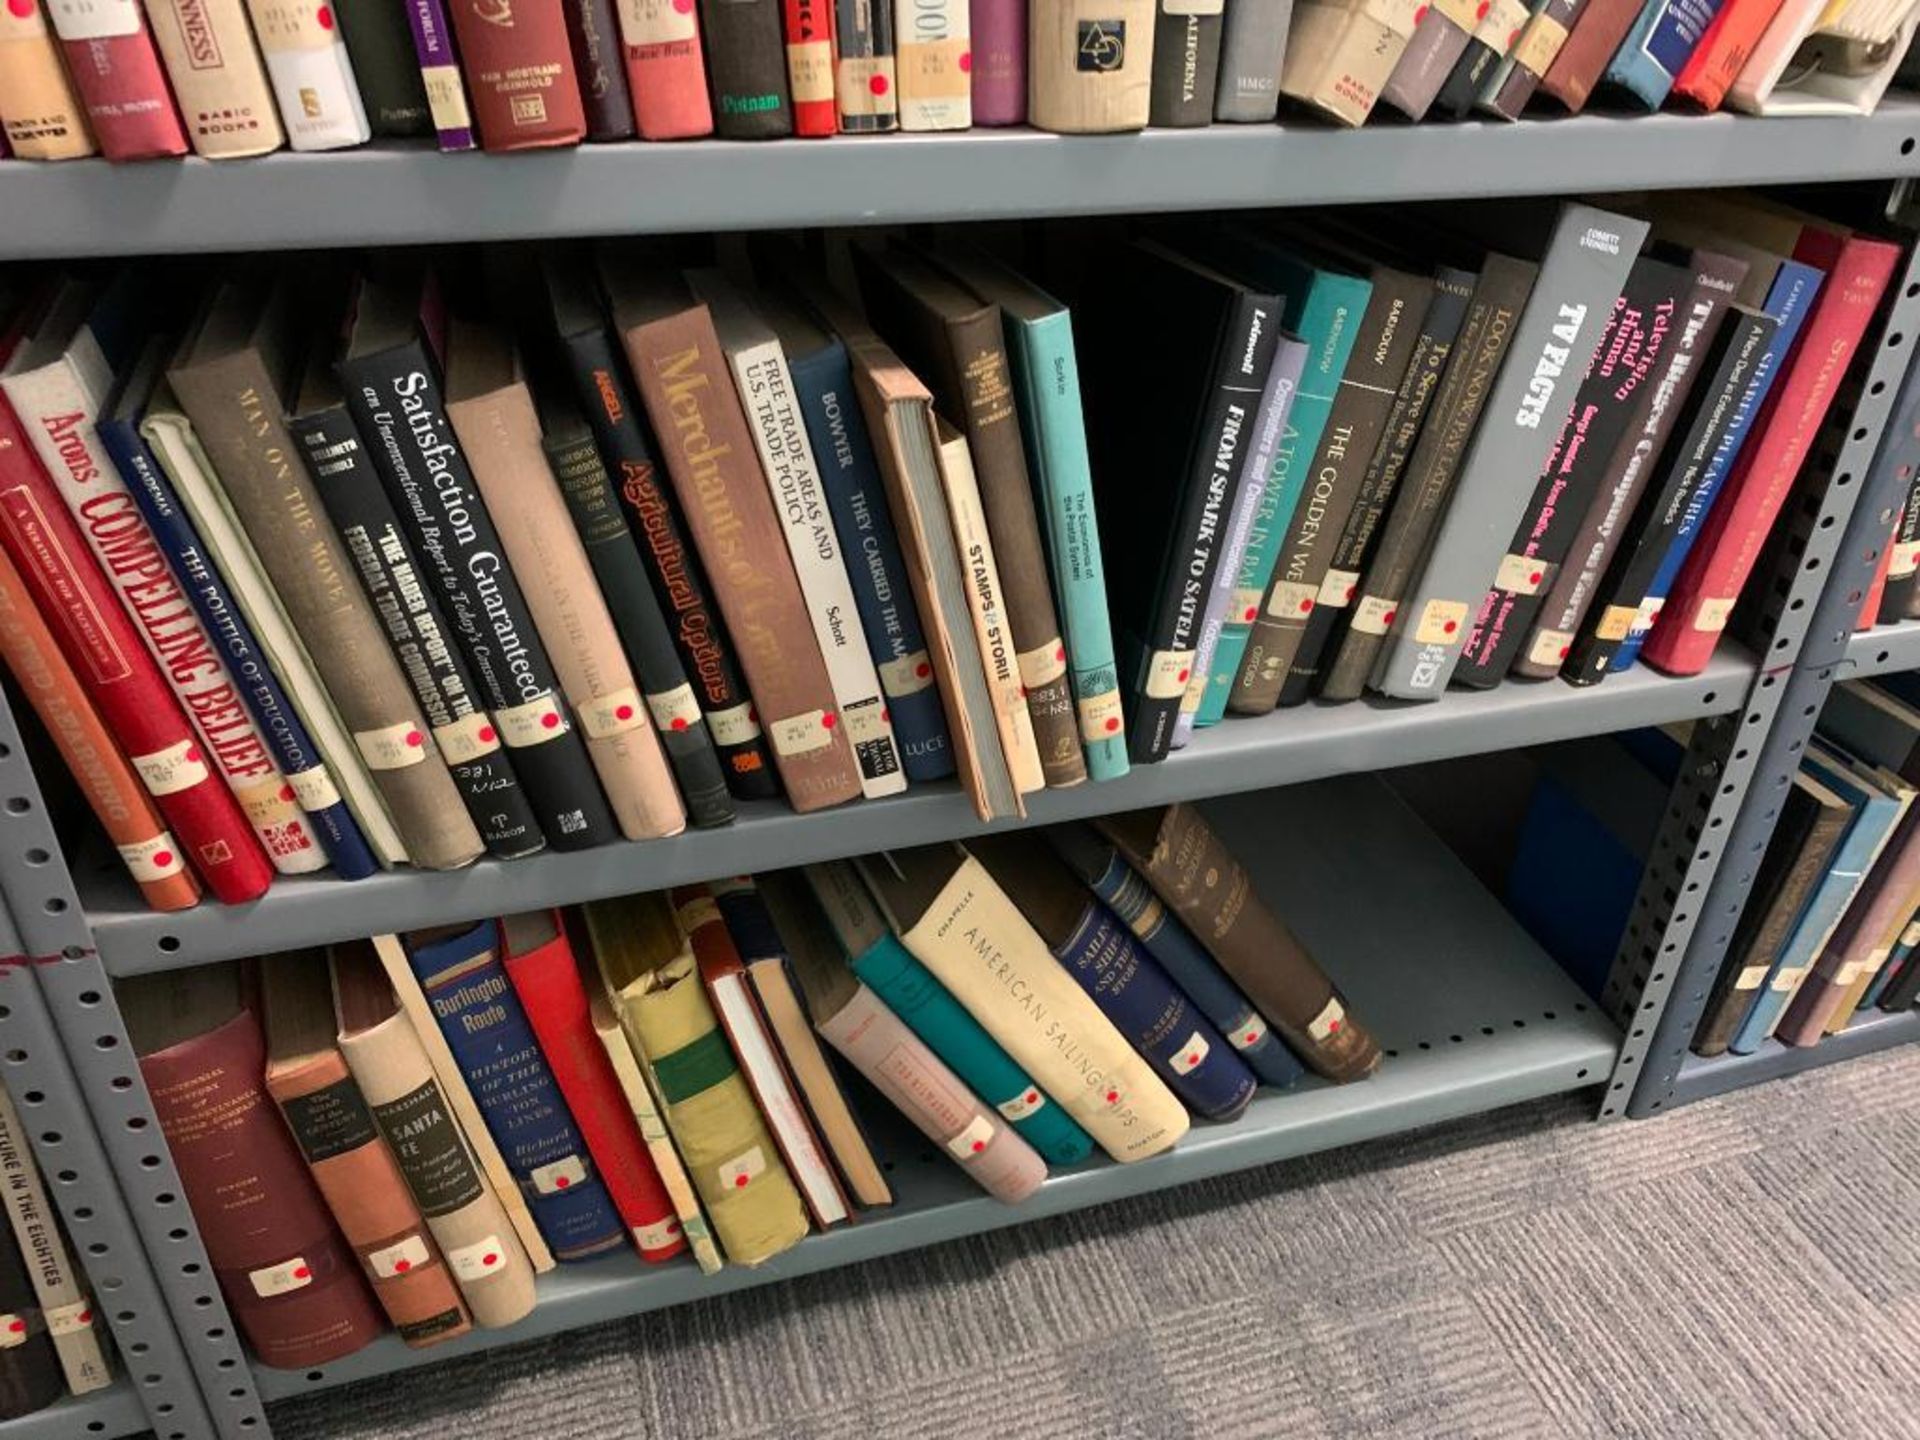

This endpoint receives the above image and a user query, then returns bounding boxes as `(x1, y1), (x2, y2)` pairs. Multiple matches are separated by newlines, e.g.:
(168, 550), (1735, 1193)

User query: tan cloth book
(1280, 0), (1422, 123)
(0, 0), (94, 158)
(1029, 0), (1158, 132)
(145, 0), (286, 157)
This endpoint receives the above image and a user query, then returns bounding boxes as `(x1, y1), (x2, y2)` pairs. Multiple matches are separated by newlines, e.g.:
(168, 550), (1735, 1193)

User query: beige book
(0, 0), (94, 159)
(145, 0), (286, 157)
(1726, 0), (1918, 112)
(1280, 0), (1423, 124)
(442, 320), (686, 844)
(367, 934), (555, 1272)
(1029, 0), (1158, 132)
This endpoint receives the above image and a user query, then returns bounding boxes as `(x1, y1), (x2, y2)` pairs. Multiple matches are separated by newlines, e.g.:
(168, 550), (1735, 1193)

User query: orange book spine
(1669, 0), (1785, 107)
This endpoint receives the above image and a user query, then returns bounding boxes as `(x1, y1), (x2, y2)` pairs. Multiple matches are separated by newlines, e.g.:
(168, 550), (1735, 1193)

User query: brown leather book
(606, 257), (862, 814)
(1097, 805), (1382, 1081)
(443, 319), (687, 844)
(260, 952), (471, 1349)
(0, 0), (94, 159)
(445, 0), (588, 148)
(168, 282), (485, 872)
(124, 964), (385, 1370)
(854, 244), (1086, 790)
(1535, 0), (1646, 109)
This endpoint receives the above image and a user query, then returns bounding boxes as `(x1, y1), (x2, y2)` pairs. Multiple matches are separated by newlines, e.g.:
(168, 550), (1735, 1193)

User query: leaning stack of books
(0, 0), (1910, 162)
(0, 193), (1900, 912)
(117, 805), (1380, 1368)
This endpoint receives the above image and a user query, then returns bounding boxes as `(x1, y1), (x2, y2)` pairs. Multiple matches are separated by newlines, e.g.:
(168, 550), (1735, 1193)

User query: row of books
(1693, 674), (1920, 1057)
(1, 0), (1913, 167)
(0, 195), (1900, 915)
(0, 1082), (112, 1423)
(119, 803), (1379, 1370)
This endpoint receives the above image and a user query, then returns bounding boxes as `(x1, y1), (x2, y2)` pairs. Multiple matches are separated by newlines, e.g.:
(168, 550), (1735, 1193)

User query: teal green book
(937, 247), (1129, 782)
(804, 860), (1095, 1165)
(1189, 238), (1371, 726)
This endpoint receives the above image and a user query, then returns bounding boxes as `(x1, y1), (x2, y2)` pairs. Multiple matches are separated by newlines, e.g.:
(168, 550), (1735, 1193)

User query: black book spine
(1562, 310), (1777, 685)
(337, 343), (622, 849)
(1457, 257), (1692, 689)
(1432, 33), (1499, 117)
(1880, 370), (1920, 622)
(703, 0), (795, 137)
(1148, 2), (1224, 127)
(542, 420), (736, 828)
(558, 323), (782, 799)
(0, 1219), (60, 1422)
(563, 0), (638, 140)
(1131, 287), (1282, 763)
(291, 405), (549, 859)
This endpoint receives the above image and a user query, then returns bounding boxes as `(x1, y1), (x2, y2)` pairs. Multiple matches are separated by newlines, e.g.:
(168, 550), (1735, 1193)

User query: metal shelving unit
(1846, 617), (1920, 676)
(1668, 1006), (1920, 1106)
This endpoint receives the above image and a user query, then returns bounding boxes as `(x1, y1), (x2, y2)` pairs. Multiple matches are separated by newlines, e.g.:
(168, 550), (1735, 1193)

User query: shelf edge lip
(86, 655), (1751, 976)
(3, 106), (1920, 258)
(1842, 619), (1920, 679)
(1668, 1007), (1920, 1107)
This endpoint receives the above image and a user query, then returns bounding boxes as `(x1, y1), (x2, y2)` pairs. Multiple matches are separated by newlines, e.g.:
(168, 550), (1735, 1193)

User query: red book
(1644, 217), (1901, 677)
(1862, 517), (1898, 630)
(444, 0), (587, 149)
(499, 909), (687, 1263)
(0, 382), (272, 905)
(1670, 0), (1787, 110)
(782, 0), (836, 135)
(614, 0), (714, 137)
(43, 0), (187, 159)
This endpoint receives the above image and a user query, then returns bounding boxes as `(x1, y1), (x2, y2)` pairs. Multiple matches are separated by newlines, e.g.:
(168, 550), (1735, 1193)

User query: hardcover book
(969, 0), (1024, 121)
(1280, 0), (1422, 123)
(124, 965), (385, 1369)
(243, 0), (373, 149)
(1601, 0), (1726, 106)
(1378, 0), (1486, 119)
(42, 0), (187, 159)
(0, 0), (94, 160)
(336, 0), (433, 135)
(145, 0), (283, 156)
(894, 0), (968, 127)
(704, 0), (794, 135)
(403, 0), (477, 148)
(1726, 0), (1916, 114)
(1428, 0), (1530, 118)
(1027, 0), (1155, 132)
(613, 0), (716, 137)
(565, 0), (637, 137)
(445, 0), (586, 147)
(1669, 0), (1784, 106)
(1149, 0), (1223, 125)
(0, 1141), (61, 1421)
(1215, 0), (1291, 118)
(833, 0), (896, 130)
(1534, 0), (1644, 109)
(1475, 0), (1586, 116)
(782, 0), (838, 132)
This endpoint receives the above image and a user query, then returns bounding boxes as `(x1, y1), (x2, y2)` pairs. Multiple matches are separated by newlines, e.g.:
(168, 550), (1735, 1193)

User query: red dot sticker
(4, 0), (30, 18)
(482, 1253), (499, 1267)
(1243, 606), (1258, 622)
(1104, 717), (1120, 733)
(1176, 668), (1190, 684)
(394, 1258), (411, 1272)
(292, 1266), (311, 1280)
(1528, 571), (1543, 586)
(1558, 645), (1570, 660)
(316, 3), (333, 25)
(1298, 597), (1313, 614)
(914, 660), (931, 679)
(881, 708), (890, 724)
(1476, 0), (1489, 15)
(154, 850), (173, 868)
(1025, 1091), (1038, 1105)
(958, 51), (972, 71)
(670, 717), (689, 731)
(404, 729), (423, 747)
(1443, 620), (1458, 634)
(1105, 1089), (1118, 1104)
(1328, 1019), (1342, 1033)
(555, 1175), (570, 1189)
(279, 785), (295, 803)
(76, 1310), (89, 1324)
(185, 746), (202, 764)
(7, 1321), (23, 1335)
(1508, 25), (1521, 43)
(1054, 645), (1065, 663)
(971, 1140), (985, 1153)
(541, 712), (560, 729)
(1346, 584), (1358, 602)
(734, 1174), (748, 1188)
(821, 712), (837, 729)
(1186, 1053), (1199, 1066)
(615, 704), (634, 722)
(1245, 1032), (1258, 1044)
(869, 73), (889, 95)
(1413, 4), (1428, 21)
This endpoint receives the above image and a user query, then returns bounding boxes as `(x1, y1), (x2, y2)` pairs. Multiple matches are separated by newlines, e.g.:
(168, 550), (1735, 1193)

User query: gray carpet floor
(273, 1046), (1920, 1440)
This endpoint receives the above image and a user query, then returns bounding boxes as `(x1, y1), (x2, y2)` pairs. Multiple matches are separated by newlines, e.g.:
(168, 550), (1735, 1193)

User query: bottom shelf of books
(246, 771), (1620, 1402)
(1670, 1006), (1920, 1109)
(5, 1381), (148, 1440)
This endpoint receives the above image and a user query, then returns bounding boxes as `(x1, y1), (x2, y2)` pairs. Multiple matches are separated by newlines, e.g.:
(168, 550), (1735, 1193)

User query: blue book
(407, 921), (628, 1260)
(99, 337), (377, 880)
(778, 317), (954, 785)
(1612, 257), (1823, 672)
(975, 835), (1257, 1121)
(1046, 823), (1304, 1088)
(1730, 754), (1896, 1053)
(1603, 0), (1726, 108)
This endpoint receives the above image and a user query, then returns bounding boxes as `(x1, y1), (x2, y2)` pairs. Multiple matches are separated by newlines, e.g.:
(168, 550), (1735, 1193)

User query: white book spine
(894, 0), (971, 129)
(245, 0), (372, 149)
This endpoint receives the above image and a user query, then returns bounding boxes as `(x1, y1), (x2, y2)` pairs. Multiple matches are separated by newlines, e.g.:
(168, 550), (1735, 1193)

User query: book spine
(1025, 0), (1155, 132)
(564, 0), (636, 137)
(1201, 272), (1369, 723)
(0, 399), (273, 903)
(168, 344), (485, 870)
(1458, 258), (1690, 688)
(789, 343), (954, 786)
(502, 920), (686, 1260)
(893, 0), (968, 128)
(783, 0), (838, 132)
(1236, 269), (1434, 716)
(1007, 311), (1127, 776)
(142, 0), (285, 157)
(969, 0), (1025, 121)
(1213, 0), (1291, 118)
(623, 306), (864, 812)
(335, 0), (433, 135)
(444, 376), (685, 844)
(402, 0), (476, 147)
(1534, 0), (1643, 110)
(1148, 0), (1221, 125)
(1604, 261), (1822, 674)
(0, 1129), (64, 1420)
(888, 854), (1189, 1162)
(716, 330), (907, 799)
(42, 0), (188, 159)
(1132, 290), (1279, 761)
(1862, 517), (1897, 629)
(444, 0), (585, 147)
(0, 545), (200, 910)
(0, 0), (96, 160)
(407, 924), (631, 1261)
(1862, 912), (1920, 1010)
(1669, 0), (1780, 106)
(1429, 0), (1529, 118)
(105, 413), (377, 880)
(614, 0), (715, 136)
(1603, 0), (1723, 107)
(266, 1059), (472, 1347)
(1279, 0), (1423, 124)
(818, 983), (1047, 1202)
(1780, 811), (1920, 1043)
(1476, 0), (1584, 117)
(140, 1011), (383, 1369)
(1378, 0), (1479, 119)
(4, 364), (323, 874)
(243, 0), (373, 149)
(544, 423), (734, 827)
(1515, 254), (1744, 678)
(291, 407), (548, 859)
(703, 0), (794, 135)
(832, 0), (896, 129)
(0, 1087), (110, 1397)
(560, 323), (777, 797)
(1884, 392), (1920, 620)
(1647, 236), (1900, 676)
(338, 342), (621, 850)
(337, 1007), (539, 1325)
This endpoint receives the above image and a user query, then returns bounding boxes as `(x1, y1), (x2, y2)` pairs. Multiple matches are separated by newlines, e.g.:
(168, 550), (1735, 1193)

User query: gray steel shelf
(250, 773), (1618, 1400)
(82, 649), (1752, 976)
(0, 1384), (150, 1440)
(1667, 1005), (1920, 1106)
(4, 106), (1920, 258)
(1844, 617), (1920, 677)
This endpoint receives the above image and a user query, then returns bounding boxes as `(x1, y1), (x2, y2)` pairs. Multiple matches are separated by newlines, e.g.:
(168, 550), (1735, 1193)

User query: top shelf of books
(7, 107), (1920, 261)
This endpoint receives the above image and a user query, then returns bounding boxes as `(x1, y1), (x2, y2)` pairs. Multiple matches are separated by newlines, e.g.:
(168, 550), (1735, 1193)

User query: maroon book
(1535, 0), (1645, 109)
(45, 0), (187, 160)
(445, 0), (588, 148)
